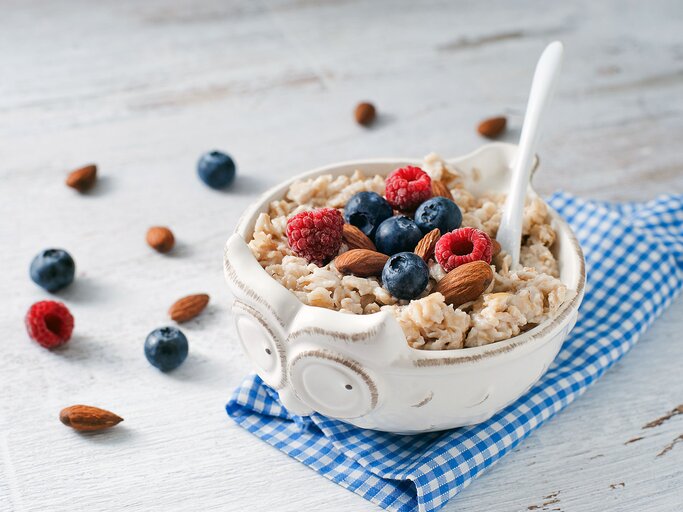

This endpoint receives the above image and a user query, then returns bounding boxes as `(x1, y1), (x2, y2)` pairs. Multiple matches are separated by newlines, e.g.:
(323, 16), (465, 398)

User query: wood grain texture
(1, 0), (681, 511)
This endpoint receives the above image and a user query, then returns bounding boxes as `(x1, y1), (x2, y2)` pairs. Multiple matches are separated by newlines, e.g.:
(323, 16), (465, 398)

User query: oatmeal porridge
(248, 153), (575, 350)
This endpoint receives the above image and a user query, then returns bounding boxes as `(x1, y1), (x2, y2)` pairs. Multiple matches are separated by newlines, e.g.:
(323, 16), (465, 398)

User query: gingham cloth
(227, 192), (683, 512)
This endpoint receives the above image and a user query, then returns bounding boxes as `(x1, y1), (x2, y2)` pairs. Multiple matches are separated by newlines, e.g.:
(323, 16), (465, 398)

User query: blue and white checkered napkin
(227, 193), (683, 512)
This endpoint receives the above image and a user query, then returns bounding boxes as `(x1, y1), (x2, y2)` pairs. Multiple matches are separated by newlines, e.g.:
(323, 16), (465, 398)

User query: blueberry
(374, 216), (423, 255)
(197, 150), (236, 189)
(414, 197), (462, 235)
(344, 192), (392, 239)
(382, 252), (429, 300)
(144, 327), (189, 372)
(30, 249), (75, 292)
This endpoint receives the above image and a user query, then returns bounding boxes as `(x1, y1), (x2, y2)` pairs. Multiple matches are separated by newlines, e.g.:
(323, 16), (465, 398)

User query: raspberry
(435, 227), (493, 272)
(286, 208), (344, 265)
(25, 300), (74, 349)
(385, 166), (432, 212)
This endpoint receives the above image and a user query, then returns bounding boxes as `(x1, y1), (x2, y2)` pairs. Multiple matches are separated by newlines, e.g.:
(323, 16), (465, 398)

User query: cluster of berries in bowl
(285, 165), (494, 301)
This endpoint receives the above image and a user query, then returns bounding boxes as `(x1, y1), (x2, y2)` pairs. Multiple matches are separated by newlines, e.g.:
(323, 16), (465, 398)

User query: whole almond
(169, 293), (210, 322)
(491, 239), (502, 257)
(354, 102), (376, 126)
(342, 224), (376, 251)
(65, 164), (97, 192)
(60, 405), (123, 432)
(334, 249), (388, 277)
(436, 260), (494, 307)
(414, 228), (441, 262)
(431, 180), (454, 201)
(146, 226), (175, 253)
(477, 116), (507, 139)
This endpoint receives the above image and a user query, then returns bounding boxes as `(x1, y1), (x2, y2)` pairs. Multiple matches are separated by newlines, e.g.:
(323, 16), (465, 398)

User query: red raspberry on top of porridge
(385, 165), (433, 212)
(285, 208), (344, 265)
(248, 153), (575, 350)
(436, 227), (493, 271)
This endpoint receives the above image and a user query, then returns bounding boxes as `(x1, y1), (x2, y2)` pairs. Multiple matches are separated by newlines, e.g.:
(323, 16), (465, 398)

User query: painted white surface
(1, 1), (681, 511)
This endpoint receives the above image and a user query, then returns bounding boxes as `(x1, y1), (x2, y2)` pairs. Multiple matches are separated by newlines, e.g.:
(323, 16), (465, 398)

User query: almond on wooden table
(477, 116), (507, 139)
(169, 294), (210, 322)
(436, 260), (494, 307)
(146, 226), (175, 253)
(431, 180), (454, 201)
(414, 228), (441, 262)
(334, 249), (389, 277)
(354, 102), (376, 126)
(59, 405), (123, 432)
(342, 224), (376, 251)
(65, 164), (97, 192)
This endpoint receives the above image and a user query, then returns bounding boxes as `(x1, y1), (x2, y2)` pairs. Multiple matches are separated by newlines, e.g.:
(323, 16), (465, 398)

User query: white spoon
(497, 41), (564, 268)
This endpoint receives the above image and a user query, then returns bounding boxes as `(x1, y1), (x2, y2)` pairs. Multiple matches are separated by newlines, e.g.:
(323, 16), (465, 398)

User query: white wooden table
(2, 1), (682, 511)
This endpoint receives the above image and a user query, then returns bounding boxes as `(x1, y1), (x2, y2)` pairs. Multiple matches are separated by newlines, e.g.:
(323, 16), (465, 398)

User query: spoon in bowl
(496, 41), (564, 268)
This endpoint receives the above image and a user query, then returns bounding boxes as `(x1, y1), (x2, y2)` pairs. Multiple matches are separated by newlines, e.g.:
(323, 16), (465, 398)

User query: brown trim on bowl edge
(411, 391), (434, 408)
(286, 325), (381, 344)
(289, 349), (379, 412)
(224, 248), (287, 329)
(233, 300), (288, 390)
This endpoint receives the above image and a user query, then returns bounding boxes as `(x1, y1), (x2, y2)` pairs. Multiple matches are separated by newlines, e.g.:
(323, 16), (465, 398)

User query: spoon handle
(497, 41), (564, 267)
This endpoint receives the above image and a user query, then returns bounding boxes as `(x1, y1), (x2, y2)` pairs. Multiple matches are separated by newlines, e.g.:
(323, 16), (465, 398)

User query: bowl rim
(231, 143), (586, 364)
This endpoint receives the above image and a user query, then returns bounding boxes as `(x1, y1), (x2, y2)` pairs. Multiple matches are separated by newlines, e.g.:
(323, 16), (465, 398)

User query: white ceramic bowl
(224, 143), (585, 434)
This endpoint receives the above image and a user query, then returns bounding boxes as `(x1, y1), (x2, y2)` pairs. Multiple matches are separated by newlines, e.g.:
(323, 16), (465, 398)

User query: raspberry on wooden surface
(25, 300), (74, 349)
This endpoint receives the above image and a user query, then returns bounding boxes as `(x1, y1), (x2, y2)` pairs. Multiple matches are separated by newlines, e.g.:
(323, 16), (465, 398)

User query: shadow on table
(82, 175), (115, 197)
(73, 425), (134, 445)
(54, 276), (111, 304)
(218, 174), (269, 196)
(161, 351), (226, 384)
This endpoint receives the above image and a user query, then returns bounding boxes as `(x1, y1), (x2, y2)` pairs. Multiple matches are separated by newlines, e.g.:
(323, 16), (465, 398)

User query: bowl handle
(224, 234), (303, 331)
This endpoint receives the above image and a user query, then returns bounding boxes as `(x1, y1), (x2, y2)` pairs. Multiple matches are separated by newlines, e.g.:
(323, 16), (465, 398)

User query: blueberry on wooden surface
(144, 327), (189, 372)
(30, 249), (75, 292)
(197, 150), (236, 189)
